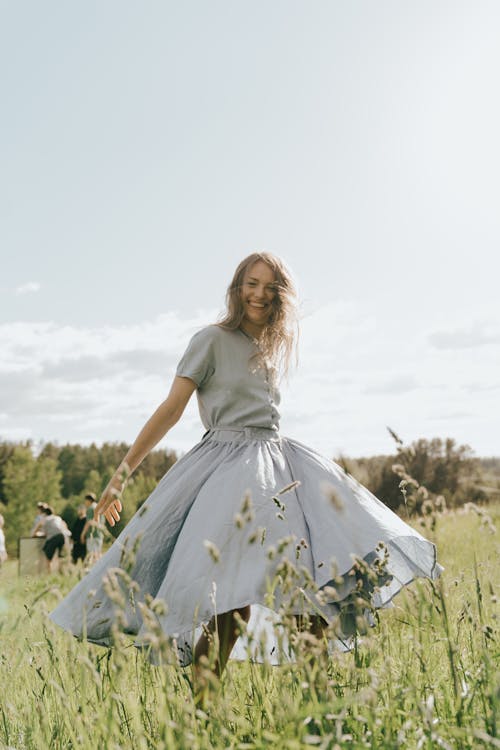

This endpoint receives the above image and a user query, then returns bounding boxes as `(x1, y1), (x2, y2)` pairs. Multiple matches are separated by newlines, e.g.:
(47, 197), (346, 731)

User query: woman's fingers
(108, 502), (122, 523)
(96, 493), (123, 527)
(104, 509), (117, 526)
(104, 504), (120, 527)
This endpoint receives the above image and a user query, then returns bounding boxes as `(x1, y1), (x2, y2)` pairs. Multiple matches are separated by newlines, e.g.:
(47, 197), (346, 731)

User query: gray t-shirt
(176, 325), (281, 432)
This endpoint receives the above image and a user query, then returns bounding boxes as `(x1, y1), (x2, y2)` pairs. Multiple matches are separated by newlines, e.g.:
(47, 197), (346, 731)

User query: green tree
(1, 446), (62, 552)
(345, 433), (487, 513)
(396, 436), (484, 510)
(0, 441), (16, 505)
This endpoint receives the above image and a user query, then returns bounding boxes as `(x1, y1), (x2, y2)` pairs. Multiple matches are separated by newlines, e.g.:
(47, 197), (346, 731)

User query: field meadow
(0, 504), (499, 750)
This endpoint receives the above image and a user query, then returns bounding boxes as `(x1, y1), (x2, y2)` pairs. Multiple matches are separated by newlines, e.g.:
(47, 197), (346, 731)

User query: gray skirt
(50, 428), (442, 665)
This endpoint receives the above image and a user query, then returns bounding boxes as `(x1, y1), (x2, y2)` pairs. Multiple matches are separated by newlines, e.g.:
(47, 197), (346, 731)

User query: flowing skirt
(50, 428), (442, 665)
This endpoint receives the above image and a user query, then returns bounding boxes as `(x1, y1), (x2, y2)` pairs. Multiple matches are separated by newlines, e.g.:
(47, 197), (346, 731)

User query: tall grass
(0, 504), (499, 749)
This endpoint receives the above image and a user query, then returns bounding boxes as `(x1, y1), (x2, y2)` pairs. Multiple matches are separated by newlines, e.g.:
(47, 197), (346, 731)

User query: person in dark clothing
(71, 504), (87, 564)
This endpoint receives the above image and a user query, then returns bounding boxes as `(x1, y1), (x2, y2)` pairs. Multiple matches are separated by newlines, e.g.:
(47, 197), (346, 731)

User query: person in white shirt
(32, 506), (70, 573)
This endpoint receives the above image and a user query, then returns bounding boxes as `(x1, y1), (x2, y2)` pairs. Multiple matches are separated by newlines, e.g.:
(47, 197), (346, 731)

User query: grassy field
(0, 505), (499, 749)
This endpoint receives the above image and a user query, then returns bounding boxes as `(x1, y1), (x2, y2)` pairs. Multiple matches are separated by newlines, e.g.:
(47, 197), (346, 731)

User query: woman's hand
(95, 464), (130, 527)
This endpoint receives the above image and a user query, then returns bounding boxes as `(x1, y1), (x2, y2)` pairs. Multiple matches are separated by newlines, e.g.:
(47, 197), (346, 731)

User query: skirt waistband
(203, 427), (281, 443)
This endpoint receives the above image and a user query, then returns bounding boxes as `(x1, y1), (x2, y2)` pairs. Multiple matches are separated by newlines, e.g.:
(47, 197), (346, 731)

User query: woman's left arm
(95, 375), (197, 526)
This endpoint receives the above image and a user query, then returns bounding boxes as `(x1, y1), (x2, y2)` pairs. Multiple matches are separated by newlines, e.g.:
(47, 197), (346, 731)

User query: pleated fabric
(50, 428), (442, 665)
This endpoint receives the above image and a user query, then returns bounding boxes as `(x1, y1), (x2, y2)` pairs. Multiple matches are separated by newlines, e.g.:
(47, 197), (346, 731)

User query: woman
(33, 505), (71, 573)
(51, 253), (441, 683)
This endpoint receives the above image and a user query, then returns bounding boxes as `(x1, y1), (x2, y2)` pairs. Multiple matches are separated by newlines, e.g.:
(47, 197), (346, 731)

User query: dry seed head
(323, 586), (338, 600)
(150, 598), (167, 616)
(320, 481), (345, 512)
(272, 496), (286, 512)
(241, 492), (252, 514)
(422, 499), (435, 516)
(392, 463), (406, 476)
(435, 495), (447, 512)
(278, 480), (301, 495)
(277, 535), (294, 553)
(387, 426), (404, 446)
(210, 580), (217, 607)
(203, 540), (220, 563)
(315, 591), (327, 605)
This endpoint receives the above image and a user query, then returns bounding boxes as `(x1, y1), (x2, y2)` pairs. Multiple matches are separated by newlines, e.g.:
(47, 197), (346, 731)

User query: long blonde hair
(217, 252), (299, 379)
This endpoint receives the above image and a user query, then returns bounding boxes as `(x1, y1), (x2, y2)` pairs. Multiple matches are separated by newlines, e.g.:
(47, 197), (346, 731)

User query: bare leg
(192, 605), (251, 700)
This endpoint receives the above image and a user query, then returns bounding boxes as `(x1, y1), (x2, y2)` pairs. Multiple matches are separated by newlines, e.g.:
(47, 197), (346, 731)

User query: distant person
(0, 514), (7, 567)
(31, 502), (47, 536)
(32, 505), (70, 573)
(71, 505), (87, 564)
(81, 493), (104, 565)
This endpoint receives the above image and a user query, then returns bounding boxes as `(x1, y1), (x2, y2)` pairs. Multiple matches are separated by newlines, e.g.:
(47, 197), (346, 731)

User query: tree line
(339, 432), (499, 514)
(0, 441), (177, 554)
(0, 435), (498, 556)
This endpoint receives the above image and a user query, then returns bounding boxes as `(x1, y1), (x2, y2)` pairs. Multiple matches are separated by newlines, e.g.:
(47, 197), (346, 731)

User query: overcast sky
(1, 1), (499, 459)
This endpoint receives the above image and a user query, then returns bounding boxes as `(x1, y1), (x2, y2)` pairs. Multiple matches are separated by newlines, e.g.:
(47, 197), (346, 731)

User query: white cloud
(15, 281), (41, 295)
(280, 302), (500, 457)
(0, 310), (218, 448)
(428, 322), (499, 350)
(0, 302), (498, 457)
(364, 375), (419, 395)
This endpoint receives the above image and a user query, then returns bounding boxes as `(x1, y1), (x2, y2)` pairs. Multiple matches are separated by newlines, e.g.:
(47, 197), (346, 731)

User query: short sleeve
(175, 327), (216, 389)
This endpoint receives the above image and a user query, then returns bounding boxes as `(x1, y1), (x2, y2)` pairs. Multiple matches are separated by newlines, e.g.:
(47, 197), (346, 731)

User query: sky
(1, 1), (499, 459)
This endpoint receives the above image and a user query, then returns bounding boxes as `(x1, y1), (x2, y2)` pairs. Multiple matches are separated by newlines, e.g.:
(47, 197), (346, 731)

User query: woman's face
(240, 260), (277, 332)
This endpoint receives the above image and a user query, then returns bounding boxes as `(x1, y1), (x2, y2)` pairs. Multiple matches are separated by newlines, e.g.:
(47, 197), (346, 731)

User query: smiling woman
(217, 253), (299, 381)
(49, 251), (442, 702)
(240, 262), (277, 329)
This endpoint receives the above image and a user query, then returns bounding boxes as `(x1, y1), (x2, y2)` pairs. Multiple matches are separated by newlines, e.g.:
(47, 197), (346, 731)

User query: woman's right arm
(95, 376), (197, 527)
